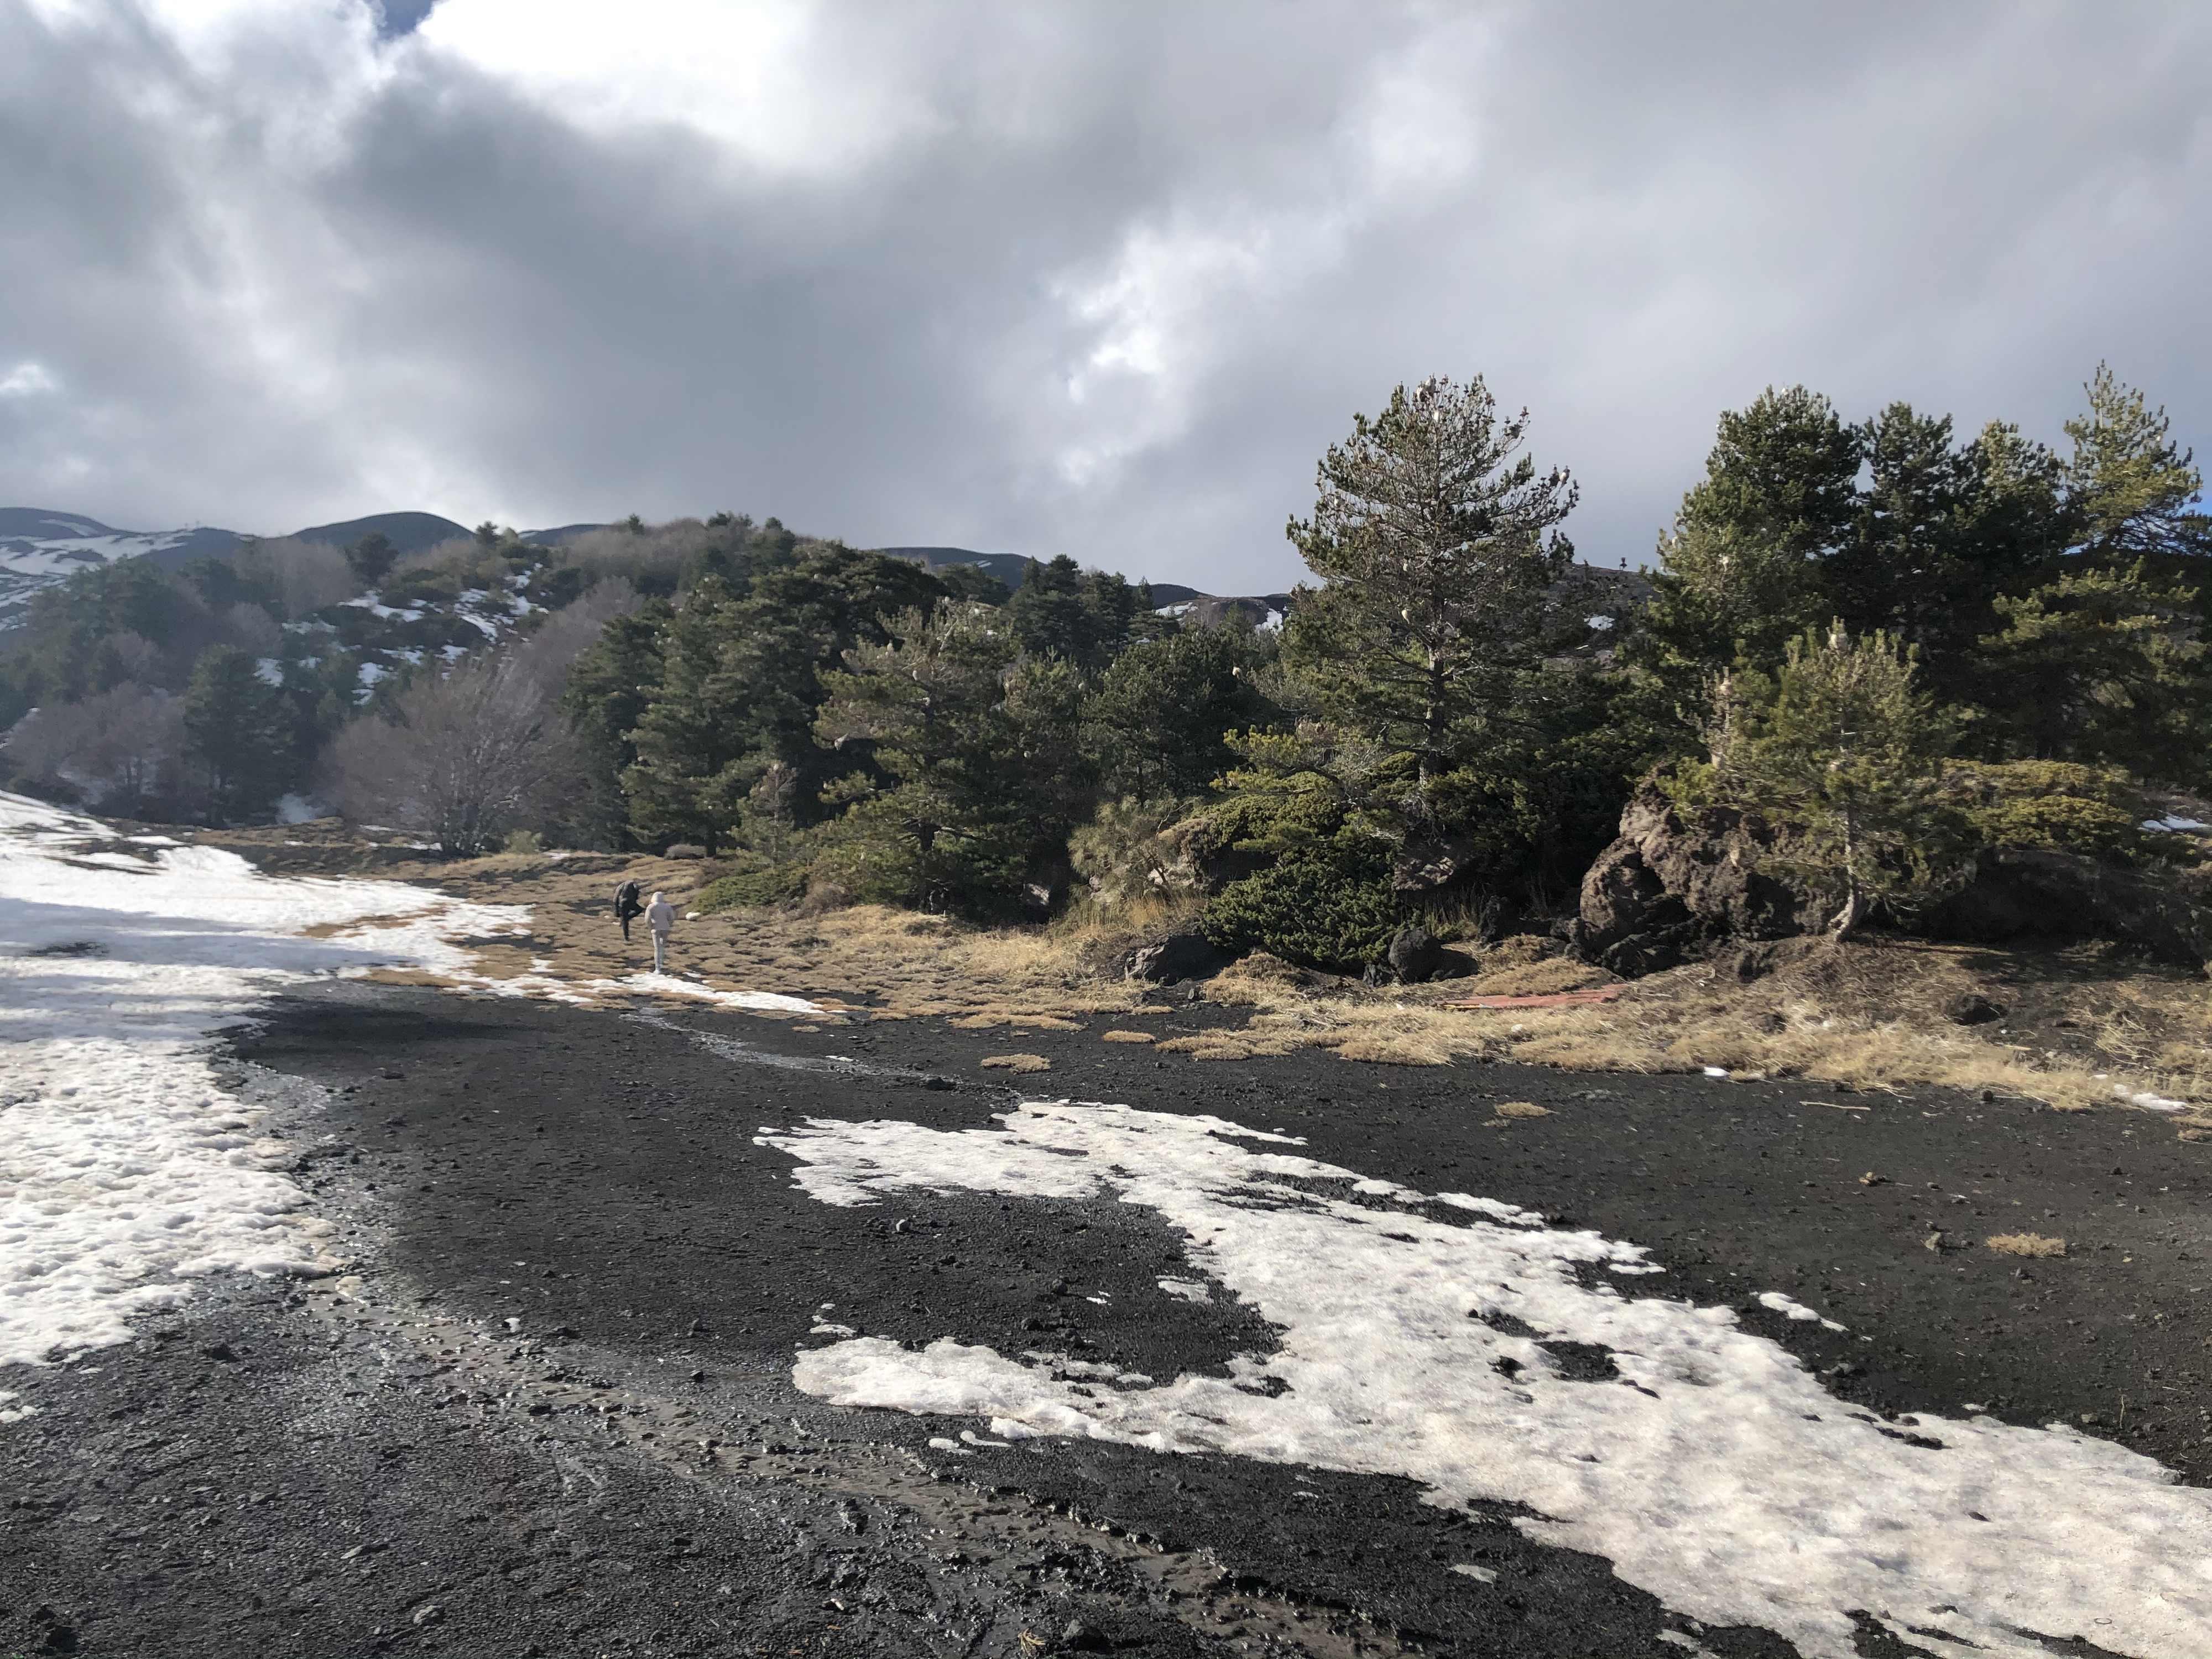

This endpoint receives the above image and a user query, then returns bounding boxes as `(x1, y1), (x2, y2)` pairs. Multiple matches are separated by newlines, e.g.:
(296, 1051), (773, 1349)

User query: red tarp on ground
(1442, 985), (1625, 1010)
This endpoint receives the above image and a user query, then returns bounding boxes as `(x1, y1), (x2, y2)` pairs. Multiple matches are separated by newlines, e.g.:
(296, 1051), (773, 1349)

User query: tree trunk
(1829, 807), (1865, 939)
(1829, 883), (1867, 940)
(1420, 649), (1446, 787)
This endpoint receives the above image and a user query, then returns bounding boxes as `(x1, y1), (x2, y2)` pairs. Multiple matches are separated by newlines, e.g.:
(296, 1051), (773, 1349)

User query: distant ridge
(0, 508), (241, 571)
(2, 510), (1332, 634)
(0, 510), (246, 628)
(522, 523), (612, 548)
(881, 545), (1039, 591)
(291, 511), (471, 557)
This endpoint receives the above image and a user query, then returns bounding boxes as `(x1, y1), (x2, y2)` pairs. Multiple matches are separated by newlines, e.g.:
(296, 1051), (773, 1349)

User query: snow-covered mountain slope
(0, 509), (243, 629)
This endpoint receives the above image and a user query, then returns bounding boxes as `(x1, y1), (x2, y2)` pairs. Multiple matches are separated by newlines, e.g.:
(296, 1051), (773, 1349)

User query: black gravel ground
(3, 981), (2207, 1659)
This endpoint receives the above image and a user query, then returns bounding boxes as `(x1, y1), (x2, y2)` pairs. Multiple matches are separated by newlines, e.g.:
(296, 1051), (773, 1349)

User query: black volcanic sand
(4, 982), (2208, 1659)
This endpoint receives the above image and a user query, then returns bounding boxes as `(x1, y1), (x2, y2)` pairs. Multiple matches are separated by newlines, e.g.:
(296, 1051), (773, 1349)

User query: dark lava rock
(1571, 776), (1820, 977)
(1576, 774), (2212, 974)
(1945, 992), (2006, 1026)
(1923, 848), (2212, 967)
(1393, 832), (1478, 894)
(1386, 926), (1444, 984)
(1125, 926), (1232, 984)
(1469, 893), (1522, 943)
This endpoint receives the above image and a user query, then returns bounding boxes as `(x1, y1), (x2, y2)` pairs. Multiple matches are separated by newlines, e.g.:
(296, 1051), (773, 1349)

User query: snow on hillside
(0, 792), (528, 1376)
(0, 509), (241, 630)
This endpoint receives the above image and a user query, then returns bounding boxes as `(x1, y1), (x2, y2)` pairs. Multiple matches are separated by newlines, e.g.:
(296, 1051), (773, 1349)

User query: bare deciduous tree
(1, 682), (187, 813)
(232, 536), (358, 619)
(511, 577), (642, 696)
(320, 654), (577, 855)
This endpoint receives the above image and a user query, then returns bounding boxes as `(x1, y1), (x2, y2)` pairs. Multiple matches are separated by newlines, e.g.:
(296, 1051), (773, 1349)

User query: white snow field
(0, 792), (528, 1370)
(764, 1102), (2212, 1659)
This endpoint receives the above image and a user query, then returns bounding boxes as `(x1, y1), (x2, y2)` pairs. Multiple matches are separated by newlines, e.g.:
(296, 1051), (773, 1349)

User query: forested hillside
(5, 366), (2206, 976)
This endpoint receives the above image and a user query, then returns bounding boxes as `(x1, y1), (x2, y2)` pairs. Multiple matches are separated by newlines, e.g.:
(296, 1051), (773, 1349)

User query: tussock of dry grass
(1492, 1100), (1552, 1119)
(979, 1053), (1052, 1072)
(1459, 953), (1612, 999)
(1100, 1030), (1156, 1044)
(1332, 1035), (1452, 1066)
(1987, 1233), (2067, 1258)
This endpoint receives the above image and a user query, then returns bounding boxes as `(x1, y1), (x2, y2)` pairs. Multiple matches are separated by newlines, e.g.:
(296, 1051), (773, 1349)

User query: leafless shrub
(389, 536), (483, 576)
(221, 602), (283, 659)
(233, 536), (357, 619)
(2, 682), (189, 813)
(555, 520), (713, 592)
(510, 577), (641, 697)
(320, 654), (578, 855)
(105, 632), (166, 685)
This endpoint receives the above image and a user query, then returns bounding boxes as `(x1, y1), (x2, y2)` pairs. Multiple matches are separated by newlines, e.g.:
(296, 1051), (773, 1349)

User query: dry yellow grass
(1100, 1030), (1156, 1044)
(1333, 1034), (1452, 1066)
(1459, 956), (1612, 998)
(980, 1053), (1052, 1072)
(181, 826), (2212, 1113)
(1987, 1233), (2067, 1258)
(1492, 1101), (1552, 1119)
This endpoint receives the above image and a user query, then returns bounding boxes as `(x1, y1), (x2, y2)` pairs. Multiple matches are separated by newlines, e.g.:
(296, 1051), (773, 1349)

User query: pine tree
(1704, 624), (1952, 938)
(345, 532), (398, 588)
(2064, 364), (2211, 562)
(621, 578), (784, 855)
(182, 644), (293, 825)
(1083, 622), (1277, 802)
(812, 603), (1033, 910)
(1975, 563), (2210, 785)
(1285, 374), (1578, 791)
(1644, 386), (1861, 669)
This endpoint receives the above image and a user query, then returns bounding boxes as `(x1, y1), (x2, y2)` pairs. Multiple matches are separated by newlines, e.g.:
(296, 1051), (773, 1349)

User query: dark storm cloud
(0, 0), (2205, 589)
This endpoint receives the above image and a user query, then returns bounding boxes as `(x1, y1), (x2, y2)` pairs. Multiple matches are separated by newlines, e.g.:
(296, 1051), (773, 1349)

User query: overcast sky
(1, 1), (2205, 589)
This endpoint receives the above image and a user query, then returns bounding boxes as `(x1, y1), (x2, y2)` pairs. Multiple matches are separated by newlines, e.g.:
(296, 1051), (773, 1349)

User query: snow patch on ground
(2120, 1085), (2192, 1112)
(1755, 1290), (1847, 1331)
(761, 1100), (2212, 1659)
(0, 792), (528, 1370)
(430, 964), (820, 1015)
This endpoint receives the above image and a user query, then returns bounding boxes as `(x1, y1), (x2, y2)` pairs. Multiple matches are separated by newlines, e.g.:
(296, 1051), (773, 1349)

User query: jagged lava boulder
(1386, 925), (1446, 983)
(1574, 779), (2212, 976)
(1925, 848), (2212, 967)
(1124, 925), (1233, 984)
(1570, 780), (1821, 976)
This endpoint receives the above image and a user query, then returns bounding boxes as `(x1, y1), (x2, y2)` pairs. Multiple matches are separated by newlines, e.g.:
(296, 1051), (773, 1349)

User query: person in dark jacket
(613, 878), (643, 941)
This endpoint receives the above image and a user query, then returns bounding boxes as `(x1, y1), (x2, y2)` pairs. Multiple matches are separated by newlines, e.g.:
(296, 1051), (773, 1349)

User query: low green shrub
(1949, 761), (2162, 863)
(691, 864), (810, 914)
(1201, 832), (1409, 972)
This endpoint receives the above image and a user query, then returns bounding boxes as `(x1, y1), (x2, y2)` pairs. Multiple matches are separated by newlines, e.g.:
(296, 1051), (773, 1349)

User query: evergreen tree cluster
(7, 363), (2203, 969)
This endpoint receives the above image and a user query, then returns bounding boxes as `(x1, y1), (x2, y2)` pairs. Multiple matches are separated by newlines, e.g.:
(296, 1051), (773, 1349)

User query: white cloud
(0, 362), (58, 398)
(0, 0), (2204, 586)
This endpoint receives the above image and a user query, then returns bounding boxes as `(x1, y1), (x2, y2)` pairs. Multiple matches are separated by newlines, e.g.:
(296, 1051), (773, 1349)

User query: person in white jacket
(644, 891), (676, 973)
